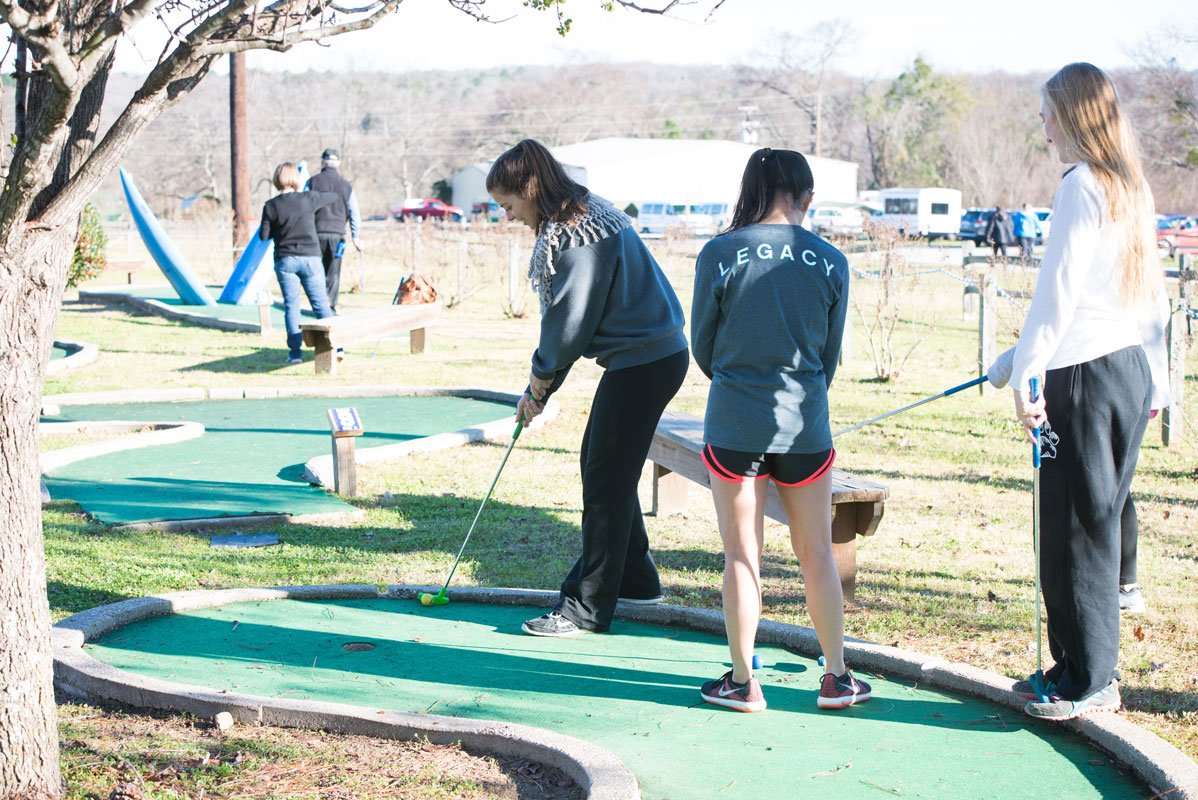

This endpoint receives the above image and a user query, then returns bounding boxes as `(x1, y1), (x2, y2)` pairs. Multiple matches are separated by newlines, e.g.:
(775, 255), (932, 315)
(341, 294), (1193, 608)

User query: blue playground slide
(119, 169), (216, 306)
(218, 161), (310, 305)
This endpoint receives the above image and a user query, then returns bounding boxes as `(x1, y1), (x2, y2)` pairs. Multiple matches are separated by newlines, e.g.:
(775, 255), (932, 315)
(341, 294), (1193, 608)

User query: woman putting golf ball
(690, 148), (869, 712)
(487, 139), (689, 638)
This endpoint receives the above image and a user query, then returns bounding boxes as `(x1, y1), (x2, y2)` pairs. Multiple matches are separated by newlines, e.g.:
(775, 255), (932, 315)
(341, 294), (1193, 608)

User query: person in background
(259, 162), (338, 364)
(690, 147), (869, 713)
(1014, 203), (1042, 258)
(308, 148), (363, 315)
(487, 139), (689, 638)
(985, 206), (1011, 257)
(1006, 62), (1170, 721)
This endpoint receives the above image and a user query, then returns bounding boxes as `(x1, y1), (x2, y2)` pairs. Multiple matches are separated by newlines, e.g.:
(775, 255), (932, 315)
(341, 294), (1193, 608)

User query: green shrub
(68, 202), (107, 288)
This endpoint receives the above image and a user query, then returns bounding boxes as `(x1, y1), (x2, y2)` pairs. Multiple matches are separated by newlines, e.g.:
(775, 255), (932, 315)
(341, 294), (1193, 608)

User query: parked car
(808, 205), (865, 237)
(636, 202), (678, 235)
(959, 207), (995, 245)
(671, 203), (720, 236)
(392, 198), (463, 222)
(1157, 214), (1198, 258)
(471, 201), (504, 222)
(1029, 206), (1052, 244)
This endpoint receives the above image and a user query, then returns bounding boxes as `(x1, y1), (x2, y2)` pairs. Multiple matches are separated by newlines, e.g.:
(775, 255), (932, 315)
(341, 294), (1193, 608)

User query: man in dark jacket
(307, 148), (363, 312)
(984, 206), (1010, 257)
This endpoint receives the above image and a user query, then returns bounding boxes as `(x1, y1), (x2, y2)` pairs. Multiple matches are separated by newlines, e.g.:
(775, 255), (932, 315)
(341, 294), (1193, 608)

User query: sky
(110, 0), (1187, 78)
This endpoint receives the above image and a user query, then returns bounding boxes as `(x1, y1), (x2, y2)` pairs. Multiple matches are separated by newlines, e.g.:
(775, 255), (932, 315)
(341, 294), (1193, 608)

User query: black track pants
(318, 233), (344, 312)
(1039, 346), (1150, 700)
(556, 348), (689, 631)
(1120, 494), (1137, 587)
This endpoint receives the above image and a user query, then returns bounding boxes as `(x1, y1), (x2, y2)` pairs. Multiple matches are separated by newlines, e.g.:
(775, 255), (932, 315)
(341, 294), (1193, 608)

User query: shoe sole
(617, 597), (664, 605)
(700, 692), (766, 712)
(818, 691), (871, 709)
(1025, 699), (1121, 721)
(521, 623), (585, 637)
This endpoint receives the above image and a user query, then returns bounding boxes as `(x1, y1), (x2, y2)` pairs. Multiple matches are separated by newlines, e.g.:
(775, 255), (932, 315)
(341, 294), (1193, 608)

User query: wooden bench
(647, 411), (888, 601)
(300, 302), (439, 375)
(103, 258), (148, 284)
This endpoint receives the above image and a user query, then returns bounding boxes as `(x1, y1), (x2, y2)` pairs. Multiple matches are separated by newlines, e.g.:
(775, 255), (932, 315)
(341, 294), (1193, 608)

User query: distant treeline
(91, 51), (1198, 219)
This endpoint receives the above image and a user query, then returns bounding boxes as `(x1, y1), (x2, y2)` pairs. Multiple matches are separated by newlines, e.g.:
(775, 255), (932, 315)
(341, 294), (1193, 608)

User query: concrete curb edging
(48, 338), (99, 375)
(79, 287), (264, 333)
(39, 421), (205, 474)
(53, 585), (639, 800)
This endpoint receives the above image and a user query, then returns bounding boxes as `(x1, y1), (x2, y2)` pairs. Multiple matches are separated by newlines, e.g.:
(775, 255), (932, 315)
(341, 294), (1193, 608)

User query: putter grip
(1029, 376), (1041, 469)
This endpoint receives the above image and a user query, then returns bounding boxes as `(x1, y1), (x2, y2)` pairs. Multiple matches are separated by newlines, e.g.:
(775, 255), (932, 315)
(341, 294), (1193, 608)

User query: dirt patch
(58, 698), (584, 799)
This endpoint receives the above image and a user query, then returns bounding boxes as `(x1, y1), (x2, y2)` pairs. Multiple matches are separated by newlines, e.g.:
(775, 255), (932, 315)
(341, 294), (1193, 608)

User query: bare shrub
(853, 219), (939, 381)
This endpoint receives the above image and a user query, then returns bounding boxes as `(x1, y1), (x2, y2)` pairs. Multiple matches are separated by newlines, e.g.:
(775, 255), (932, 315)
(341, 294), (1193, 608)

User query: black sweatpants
(1039, 345), (1150, 701)
(556, 348), (689, 632)
(318, 233), (344, 312)
(1120, 494), (1137, 587)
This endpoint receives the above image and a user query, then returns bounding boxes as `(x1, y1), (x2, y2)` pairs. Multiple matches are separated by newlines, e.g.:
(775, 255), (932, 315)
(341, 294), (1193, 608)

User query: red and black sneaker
(700, 670), (767, 712)
(818, 671), (871, 709)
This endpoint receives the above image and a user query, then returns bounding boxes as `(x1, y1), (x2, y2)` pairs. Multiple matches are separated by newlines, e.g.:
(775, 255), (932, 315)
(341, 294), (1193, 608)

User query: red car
(392, 199), (463, 222)
(1157, 215), (1198, 258)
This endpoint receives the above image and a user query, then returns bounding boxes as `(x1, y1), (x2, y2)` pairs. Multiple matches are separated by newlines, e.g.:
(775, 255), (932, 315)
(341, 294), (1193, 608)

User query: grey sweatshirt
(531, 226), (687, 393)
(691, 224), (849, 454)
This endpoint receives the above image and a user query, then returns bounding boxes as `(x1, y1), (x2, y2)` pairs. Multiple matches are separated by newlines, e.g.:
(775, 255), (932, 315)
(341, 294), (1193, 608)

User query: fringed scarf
(529, 195), (631, 312)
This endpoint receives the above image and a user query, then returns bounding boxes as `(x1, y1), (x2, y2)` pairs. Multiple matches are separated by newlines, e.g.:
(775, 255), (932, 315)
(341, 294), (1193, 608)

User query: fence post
(978, 274), (996, 395)
(1162, 300), (1187, 447)
(458, 237), (467, 301)
(839, 306), (853, 366)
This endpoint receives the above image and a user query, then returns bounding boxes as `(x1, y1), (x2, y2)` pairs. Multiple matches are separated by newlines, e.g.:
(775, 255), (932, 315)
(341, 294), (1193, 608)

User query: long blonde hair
(1043, 63), (1160, 308)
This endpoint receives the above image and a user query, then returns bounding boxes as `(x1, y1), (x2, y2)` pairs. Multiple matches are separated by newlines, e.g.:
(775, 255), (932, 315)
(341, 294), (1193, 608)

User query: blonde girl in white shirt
(1007, 62), (1168, 722)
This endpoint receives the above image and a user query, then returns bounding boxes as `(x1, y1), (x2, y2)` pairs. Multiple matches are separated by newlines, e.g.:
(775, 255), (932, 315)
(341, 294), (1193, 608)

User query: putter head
(432, 592), (449, 605)
(1030, 670), (1052, 703)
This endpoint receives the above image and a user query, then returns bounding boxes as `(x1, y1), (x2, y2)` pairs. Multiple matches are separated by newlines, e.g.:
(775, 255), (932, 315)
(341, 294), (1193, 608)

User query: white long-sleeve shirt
(1011, 163), (1171, 409)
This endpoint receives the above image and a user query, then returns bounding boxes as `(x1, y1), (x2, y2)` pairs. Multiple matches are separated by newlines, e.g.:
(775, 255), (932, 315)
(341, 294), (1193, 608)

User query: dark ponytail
(725, 148), (815, 233)
(486, 139), (589, 228)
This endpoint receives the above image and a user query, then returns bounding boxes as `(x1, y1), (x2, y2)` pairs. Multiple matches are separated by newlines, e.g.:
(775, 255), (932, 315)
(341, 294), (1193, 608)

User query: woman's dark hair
(725, 148), (815, 233)
(485, 139), (589, 228)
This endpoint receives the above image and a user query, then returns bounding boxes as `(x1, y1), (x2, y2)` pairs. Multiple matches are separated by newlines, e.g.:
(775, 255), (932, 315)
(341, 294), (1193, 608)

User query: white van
(636, 202), (678, 235)
(877, 188), (962, 240)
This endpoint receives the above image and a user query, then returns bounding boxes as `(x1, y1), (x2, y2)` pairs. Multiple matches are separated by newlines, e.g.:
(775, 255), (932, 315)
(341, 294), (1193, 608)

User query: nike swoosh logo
(718, 683), (746, 697)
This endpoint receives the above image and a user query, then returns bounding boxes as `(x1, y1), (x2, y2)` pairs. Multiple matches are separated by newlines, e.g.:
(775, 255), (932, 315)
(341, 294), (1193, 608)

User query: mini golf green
(42, 395), (513, 524)
(85, 598), (1147, 799)
(120, 287), (290, 327)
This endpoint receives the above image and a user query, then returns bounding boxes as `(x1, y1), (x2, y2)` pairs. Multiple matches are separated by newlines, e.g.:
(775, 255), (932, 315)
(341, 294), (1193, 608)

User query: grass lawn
(44, 227), (1198, 779)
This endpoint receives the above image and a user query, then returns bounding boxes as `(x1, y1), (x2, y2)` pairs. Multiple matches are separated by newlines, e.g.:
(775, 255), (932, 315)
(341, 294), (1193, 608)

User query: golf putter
(1028, 375), (1051, 703)
(419, 406), (529, 606)
(834, 374), (989, 438)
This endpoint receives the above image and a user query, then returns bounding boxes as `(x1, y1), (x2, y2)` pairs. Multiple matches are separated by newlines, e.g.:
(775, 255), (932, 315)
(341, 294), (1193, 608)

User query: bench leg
(830, 506), (858, 603)
(313, 340), (337, 375)
(651, 463), (689, 517)
(410, 327), (427, 354)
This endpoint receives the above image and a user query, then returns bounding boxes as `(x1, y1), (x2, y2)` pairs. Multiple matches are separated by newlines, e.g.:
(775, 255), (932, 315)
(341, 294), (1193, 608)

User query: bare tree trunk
(230, 52), (250, 261)
(0, 233), (72, 798)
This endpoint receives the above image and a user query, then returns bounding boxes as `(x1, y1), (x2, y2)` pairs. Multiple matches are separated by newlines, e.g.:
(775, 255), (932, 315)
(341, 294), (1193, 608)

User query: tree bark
(0, 233), (72, 797)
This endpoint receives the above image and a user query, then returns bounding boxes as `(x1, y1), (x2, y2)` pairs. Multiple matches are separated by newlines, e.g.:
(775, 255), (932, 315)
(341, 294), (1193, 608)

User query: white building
(451, 137), (859, 218)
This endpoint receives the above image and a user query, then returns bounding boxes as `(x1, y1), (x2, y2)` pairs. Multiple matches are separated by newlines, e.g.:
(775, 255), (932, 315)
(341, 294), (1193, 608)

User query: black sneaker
(700, 670), (766, 712)
(818, 671), (871, 709)
(521, 611), (585, 637)
(1119, 586), (1145, 614)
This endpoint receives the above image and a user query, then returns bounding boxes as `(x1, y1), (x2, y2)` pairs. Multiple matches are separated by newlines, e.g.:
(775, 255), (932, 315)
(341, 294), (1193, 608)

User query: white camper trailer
(877, 188), (962, 240)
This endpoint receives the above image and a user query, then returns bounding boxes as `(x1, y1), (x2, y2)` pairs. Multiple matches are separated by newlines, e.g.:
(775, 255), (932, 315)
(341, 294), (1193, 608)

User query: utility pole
(229, 52), (250, 263)
(738, 105), (760, 146)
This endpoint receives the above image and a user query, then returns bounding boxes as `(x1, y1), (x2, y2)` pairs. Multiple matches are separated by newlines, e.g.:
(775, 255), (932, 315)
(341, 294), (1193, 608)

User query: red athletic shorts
(702, 444), (835, 487)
